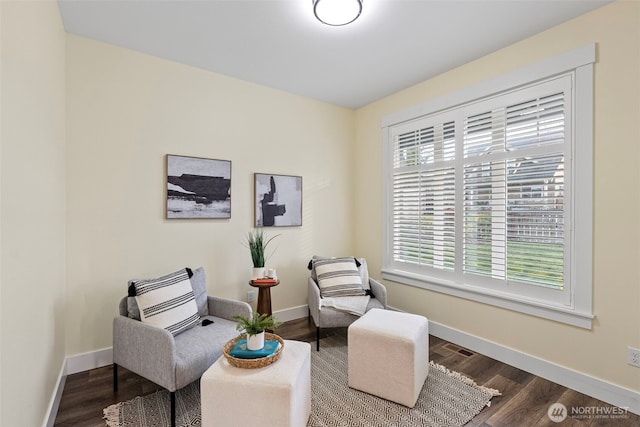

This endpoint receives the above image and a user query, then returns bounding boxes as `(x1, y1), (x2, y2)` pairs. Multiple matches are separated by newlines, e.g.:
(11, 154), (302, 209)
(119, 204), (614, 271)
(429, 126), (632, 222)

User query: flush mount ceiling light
(313, 0), (363, 26)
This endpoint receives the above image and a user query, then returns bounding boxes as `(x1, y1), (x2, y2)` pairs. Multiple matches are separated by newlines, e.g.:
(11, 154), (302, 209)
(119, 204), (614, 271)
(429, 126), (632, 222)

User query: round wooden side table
(249, 279), (280, 317)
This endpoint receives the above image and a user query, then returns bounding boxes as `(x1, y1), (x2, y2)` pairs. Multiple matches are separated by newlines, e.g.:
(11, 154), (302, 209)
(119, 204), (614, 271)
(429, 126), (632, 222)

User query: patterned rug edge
(103, 401), (122, 427)
(428, 360), (502, 401)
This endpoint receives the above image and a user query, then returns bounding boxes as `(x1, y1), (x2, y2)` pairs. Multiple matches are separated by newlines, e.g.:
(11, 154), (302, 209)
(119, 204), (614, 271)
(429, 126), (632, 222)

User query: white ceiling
(57, 0), (611, 109)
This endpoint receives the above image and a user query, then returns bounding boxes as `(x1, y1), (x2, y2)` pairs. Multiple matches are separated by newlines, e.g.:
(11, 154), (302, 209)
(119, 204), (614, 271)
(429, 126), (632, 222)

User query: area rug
(104, 335), (500, 427)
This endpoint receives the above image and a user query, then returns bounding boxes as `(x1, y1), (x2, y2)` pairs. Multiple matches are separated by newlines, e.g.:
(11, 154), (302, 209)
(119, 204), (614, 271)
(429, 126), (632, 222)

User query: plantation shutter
(391, 119), (456, 272)
(462, 91), (566, 289)
(388, 75), (570, 293)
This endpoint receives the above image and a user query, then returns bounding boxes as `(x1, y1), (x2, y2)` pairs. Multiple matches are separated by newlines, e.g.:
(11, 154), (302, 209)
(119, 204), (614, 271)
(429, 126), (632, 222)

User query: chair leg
(170, 391), (176, 427)
(316, 326), (320, 351)
(113, 364), (118, 392)
(308, 308), (311, 324)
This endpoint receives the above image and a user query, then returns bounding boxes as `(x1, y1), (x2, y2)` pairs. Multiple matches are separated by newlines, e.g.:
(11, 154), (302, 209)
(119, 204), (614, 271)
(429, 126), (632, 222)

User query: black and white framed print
(166, 154), (231, 219)
(255, 173), (302, 227)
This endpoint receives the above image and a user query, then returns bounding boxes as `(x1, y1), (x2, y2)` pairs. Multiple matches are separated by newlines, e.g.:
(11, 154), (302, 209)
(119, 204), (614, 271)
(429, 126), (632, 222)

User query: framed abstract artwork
(166, 154), (231, 219)
(254, 173), (302, 227)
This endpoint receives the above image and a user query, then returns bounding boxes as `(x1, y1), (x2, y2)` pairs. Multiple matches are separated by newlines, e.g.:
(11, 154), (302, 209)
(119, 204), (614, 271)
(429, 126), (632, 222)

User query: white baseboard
(428, 320), (640, 416)
(42, 362), (66, 427)
(274, 304), (309, 323)
(66, 347), (113, 375)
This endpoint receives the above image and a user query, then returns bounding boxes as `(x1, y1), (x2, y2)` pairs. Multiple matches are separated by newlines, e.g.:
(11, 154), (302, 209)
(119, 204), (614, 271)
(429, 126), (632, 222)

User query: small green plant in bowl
(233, 312), (282, 335)
(233, 312), (282, 351)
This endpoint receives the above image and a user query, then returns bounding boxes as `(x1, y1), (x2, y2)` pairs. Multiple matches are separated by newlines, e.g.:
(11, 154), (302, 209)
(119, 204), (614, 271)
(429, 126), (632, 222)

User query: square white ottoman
(348, 308), (429, 408)
(201, 340), (311, 427)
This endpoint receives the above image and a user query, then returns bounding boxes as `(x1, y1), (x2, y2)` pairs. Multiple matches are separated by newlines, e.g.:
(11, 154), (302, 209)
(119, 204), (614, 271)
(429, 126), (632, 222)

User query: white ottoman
(201, 340), (311, 427)
(348, 308), (429, 408)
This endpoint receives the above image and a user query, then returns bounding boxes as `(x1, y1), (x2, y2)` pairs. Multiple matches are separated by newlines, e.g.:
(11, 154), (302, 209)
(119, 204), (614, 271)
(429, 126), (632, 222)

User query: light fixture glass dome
(313, 0), (363, 26)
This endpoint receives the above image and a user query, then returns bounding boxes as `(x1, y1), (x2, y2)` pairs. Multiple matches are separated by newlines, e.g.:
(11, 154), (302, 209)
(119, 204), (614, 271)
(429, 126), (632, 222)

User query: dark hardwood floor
(54, 318), (639, 426)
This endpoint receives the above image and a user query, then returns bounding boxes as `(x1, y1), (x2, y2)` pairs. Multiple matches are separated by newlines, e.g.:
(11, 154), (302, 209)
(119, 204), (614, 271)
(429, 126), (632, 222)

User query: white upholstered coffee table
(200, 339), (311, 427)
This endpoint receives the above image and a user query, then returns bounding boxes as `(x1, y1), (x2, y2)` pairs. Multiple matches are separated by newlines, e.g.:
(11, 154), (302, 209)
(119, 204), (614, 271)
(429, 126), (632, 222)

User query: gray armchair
(307, 257), (387, 351)
(112, 268), (251, 427)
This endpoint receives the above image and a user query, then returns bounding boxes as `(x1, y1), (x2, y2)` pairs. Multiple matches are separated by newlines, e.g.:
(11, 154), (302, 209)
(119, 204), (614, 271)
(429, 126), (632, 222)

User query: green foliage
(233, 312), (282, 335)
(245, 229), (280, 268)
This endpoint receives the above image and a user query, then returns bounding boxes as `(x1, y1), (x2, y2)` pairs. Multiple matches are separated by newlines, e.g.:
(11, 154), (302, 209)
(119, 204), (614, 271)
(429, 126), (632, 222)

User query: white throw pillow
(314, 257), (366, 298)
(311, 255), (371, 291)
(134, 268), (200, 336)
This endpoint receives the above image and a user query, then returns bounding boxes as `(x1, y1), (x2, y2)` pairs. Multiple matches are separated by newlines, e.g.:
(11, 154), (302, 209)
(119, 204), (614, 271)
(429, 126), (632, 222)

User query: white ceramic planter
(252, 267), (265, 280)
(247, 331), (265, 351)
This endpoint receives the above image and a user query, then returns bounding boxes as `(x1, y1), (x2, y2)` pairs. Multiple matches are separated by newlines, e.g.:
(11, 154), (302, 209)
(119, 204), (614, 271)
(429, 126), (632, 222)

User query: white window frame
(382, 45), (594, 329)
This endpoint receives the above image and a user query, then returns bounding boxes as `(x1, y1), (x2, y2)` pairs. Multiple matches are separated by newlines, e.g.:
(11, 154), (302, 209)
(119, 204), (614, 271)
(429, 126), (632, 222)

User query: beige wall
(0, 1), (67, 426)
(354, 1), (640, 391)
(65, 35), (356, 356)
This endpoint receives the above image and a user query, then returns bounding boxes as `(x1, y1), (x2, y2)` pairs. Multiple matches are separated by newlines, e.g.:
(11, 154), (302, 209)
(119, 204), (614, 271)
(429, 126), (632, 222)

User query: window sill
(381, 268), (594, 329)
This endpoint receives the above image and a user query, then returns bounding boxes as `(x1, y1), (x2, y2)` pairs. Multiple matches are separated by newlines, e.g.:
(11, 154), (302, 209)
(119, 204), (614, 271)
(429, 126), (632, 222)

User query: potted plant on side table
(245, 229), (280, 280)
(233, 312), (282, 351)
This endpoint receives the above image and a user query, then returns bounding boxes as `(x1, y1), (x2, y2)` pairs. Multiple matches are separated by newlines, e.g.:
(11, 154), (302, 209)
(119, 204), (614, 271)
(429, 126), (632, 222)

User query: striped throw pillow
(134, 268), (200, 336)
(314, 258), (366, 298)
